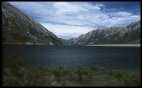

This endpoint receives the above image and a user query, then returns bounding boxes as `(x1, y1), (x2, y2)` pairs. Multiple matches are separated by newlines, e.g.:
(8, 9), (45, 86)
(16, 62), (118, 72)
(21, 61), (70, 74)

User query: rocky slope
(2, 2), (62, 45)
(70, 21), (140, 45)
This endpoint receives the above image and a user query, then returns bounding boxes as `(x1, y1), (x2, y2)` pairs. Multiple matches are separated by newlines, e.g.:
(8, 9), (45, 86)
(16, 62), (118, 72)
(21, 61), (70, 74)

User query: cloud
(40, 23), (94, 39)
(53, 2), (104, 15)
(9, 2), (106, 26)
(53, 2), (87, 15)
(101, 13), (140, 27)
(9, 2), (140, 39)
(109, 11), (132, 17)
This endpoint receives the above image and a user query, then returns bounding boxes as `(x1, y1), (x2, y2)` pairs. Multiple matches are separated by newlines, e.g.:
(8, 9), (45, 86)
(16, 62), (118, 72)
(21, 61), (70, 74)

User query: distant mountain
(2, 2), (62, 45)
(59, 38), (69, 45)
(59, 38), (76, 45)
(70, 21), (140, 45)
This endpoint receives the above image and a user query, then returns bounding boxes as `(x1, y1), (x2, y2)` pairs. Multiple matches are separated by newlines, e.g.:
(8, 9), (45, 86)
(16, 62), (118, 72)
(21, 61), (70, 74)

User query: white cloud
(101, 13), (140, 27)
(41, 23), (94, 39)
(116, 12), (132, 16)
(53, 2), (87, 15)
(53, 2), (104, 15)
(109, 11), (132, 17)
(9, 2), (140, 39)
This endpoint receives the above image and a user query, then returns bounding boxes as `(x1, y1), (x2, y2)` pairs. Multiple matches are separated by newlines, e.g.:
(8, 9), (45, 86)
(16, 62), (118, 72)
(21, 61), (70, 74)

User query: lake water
(2, 45), (140, 70)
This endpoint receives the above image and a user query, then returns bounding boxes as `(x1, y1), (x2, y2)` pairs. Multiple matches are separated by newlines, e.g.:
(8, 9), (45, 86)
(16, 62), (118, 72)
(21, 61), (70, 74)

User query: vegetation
(86, 44), (140, 47)
(3, 59), (140, 86)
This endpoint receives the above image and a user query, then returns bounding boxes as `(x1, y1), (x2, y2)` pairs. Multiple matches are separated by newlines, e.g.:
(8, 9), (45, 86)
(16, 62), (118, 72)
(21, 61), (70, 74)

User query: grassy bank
(86, 44), (140, 47)
(2, 59), (140, 86)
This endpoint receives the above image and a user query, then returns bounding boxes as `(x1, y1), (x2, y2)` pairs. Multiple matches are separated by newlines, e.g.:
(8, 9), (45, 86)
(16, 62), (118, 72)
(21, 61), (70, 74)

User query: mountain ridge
(2, 2), (62, 45)
(69, 21), (140, 45)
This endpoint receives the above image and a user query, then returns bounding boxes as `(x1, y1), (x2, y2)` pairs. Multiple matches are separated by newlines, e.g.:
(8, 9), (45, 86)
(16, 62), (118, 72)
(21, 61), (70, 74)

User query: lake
(2, 45), (140, 71)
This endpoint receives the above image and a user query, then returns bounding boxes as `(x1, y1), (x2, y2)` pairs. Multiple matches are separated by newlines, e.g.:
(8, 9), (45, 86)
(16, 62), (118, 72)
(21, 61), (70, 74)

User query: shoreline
(86, 44), (140, 47)
(2, 44), (141, 47)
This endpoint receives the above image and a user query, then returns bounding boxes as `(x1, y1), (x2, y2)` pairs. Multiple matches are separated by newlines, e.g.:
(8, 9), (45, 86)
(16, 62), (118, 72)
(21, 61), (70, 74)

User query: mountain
(70, 21), (140, 45)
(59, 38), (76, 45)
(2, 2), (62, 45)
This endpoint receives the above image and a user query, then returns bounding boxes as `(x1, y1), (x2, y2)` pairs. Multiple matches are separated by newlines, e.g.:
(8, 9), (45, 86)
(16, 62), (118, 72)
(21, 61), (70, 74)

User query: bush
(2, 59), (140, 86)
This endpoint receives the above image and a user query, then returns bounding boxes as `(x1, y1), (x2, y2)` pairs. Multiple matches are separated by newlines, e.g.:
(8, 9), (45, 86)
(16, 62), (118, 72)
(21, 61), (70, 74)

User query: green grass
(2, 59), (140, 86)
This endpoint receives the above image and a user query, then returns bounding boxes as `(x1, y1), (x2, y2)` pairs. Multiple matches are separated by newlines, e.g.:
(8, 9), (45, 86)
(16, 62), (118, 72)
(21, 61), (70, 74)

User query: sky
(9, 1), (140, 39)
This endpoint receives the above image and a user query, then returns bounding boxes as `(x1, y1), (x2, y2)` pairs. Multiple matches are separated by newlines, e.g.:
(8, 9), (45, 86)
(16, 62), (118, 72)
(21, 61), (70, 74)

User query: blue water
(2, 45), (140, 70)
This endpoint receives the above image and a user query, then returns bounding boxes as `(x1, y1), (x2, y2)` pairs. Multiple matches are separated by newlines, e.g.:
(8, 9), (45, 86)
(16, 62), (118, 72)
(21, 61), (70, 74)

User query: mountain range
(2, 2), (140, 45)
(2, 2), (62, 45)
(69, 21), (140, 45)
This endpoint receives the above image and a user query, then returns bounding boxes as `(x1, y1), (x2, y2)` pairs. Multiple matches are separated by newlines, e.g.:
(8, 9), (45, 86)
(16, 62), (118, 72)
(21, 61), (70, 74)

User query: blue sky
(9, 2), (140, 39)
